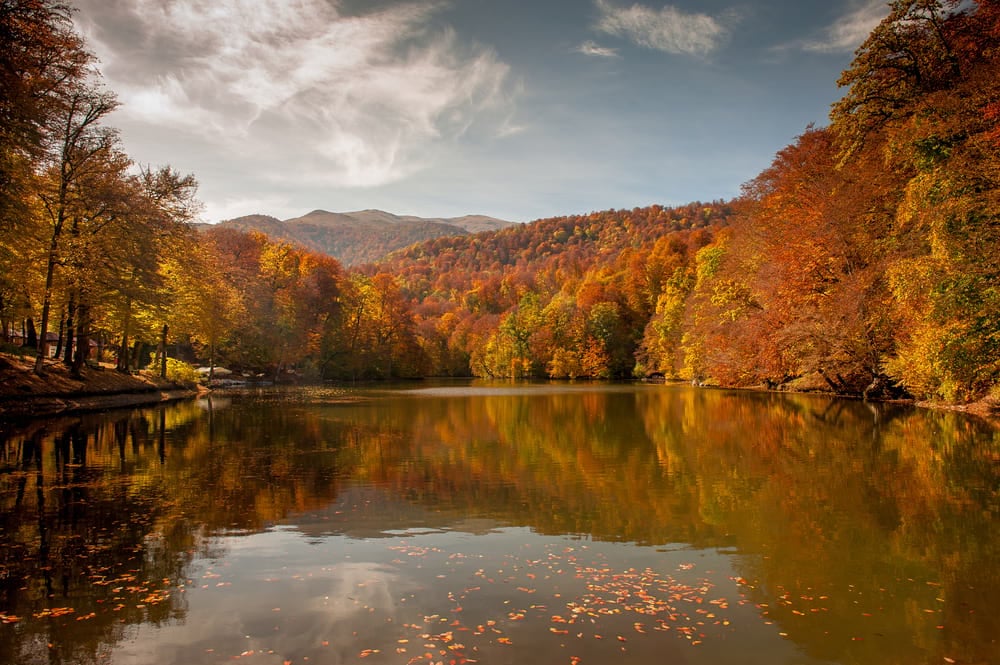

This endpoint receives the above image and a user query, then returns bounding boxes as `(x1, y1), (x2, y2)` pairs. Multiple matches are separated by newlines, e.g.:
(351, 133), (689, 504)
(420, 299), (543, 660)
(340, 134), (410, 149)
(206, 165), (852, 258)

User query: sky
(68, 0), (891, 224)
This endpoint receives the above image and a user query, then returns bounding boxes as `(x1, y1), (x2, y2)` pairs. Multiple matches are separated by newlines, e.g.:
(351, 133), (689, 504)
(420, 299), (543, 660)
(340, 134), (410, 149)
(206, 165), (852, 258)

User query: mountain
(212, 209), (516, 266)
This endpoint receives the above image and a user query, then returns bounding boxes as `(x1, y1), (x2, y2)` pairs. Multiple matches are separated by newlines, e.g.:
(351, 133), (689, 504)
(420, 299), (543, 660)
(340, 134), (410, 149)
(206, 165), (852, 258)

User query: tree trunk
(25, 318), (37, 349)
(34, 160), (71, 374)
(131, 340), (142, 371)
(71, 302), (90, 377)
(54, 306), (65, 360)
(34, 217), (66, 373)
(117, 295), (132, 372)
(159, 324), (168, 379)
(817, 367), (843, 393)
(209, 338), (216, 382)
(117, 331), (129, 372)
(63, 293), (77, 365)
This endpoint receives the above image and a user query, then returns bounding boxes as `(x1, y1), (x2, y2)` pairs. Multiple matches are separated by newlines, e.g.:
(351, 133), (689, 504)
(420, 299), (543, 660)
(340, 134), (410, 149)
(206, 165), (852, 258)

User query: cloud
(576, 40), (619, 57)
(201, 194), (297, 225)
(801, 0), (890, 53)
(593, 0), (729, 56)
(71, 0), (515, 188)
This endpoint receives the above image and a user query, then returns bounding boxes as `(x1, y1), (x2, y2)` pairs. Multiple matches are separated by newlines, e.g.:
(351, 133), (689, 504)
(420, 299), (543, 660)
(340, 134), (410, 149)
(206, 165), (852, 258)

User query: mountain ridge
(207, 209), (516, 266)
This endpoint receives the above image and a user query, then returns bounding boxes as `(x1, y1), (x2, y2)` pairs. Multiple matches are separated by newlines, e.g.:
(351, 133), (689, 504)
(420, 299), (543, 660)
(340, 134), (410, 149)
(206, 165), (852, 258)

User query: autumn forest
(2, 0), (999, 403)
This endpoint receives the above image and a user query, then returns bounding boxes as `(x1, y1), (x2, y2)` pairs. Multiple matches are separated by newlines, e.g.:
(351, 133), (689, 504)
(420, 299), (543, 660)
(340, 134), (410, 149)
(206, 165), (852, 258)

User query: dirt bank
(0, 353), (198, 418)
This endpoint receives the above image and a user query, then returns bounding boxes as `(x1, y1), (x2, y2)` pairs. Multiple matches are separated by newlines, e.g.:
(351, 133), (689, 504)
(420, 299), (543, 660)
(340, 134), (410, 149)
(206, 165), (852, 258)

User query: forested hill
(375, 201), (727, 280)
(213, 209), (515, 266)
(368, 201), (729, 312)
(359, 201), (733, 379)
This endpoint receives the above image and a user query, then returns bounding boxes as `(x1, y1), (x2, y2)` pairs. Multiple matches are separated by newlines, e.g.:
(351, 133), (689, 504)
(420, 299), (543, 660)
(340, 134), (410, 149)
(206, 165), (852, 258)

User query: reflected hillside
(632, 389), (1000, 664)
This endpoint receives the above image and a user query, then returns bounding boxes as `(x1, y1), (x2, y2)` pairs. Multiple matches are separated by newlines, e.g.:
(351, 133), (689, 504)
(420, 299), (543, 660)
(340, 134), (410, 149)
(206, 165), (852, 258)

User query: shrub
(165, 358), (201, 388)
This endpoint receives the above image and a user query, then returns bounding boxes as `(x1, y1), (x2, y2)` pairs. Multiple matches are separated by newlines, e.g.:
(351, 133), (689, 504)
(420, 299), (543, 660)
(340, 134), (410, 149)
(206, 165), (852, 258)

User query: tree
(830, 0), (1000, 400)
(637, 264), (696, 378)
(289, 252), (347, 379)
(57, 139), (133, 374)
(338, 273), (421, 379)
(104, 166), (199, 374)
(740, 128), (898, 391)
(163, 235), (244, 380)
(678, 234), (763, 385)
(879, 10), (1000, 399)
(0, 0), (91, 358)
(477, 293), (544, 378)
(32, 83), (118, 372)
(0, 0), (89, 231)
(832, 0), (970, 158)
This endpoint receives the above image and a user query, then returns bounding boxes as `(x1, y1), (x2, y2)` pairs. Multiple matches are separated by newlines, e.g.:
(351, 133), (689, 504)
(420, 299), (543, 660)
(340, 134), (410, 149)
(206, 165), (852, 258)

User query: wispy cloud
(576, 40), (619, 57)
(72, 0), (515, 188)
(593, 0), (729, 56)
(801, 0), (889, 53)
(200, 194), (296, 226)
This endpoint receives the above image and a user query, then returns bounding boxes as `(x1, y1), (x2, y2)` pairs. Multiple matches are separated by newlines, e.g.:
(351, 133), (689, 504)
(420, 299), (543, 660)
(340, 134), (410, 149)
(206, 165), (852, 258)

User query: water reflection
(0, 383), (997, 665)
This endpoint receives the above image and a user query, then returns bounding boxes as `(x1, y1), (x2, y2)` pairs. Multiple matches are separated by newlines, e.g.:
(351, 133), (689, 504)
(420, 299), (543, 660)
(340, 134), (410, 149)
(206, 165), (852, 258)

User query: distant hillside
(375, 201), (732, 303)
(211, 209), (516, 266)
(366, 201), (734, 379)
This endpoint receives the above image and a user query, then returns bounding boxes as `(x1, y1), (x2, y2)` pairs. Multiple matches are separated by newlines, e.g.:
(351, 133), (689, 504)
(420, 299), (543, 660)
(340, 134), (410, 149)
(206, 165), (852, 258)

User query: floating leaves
(0, 513), (970, 665)
(356, 540), (748, 663)
(33, 607), (75, 619)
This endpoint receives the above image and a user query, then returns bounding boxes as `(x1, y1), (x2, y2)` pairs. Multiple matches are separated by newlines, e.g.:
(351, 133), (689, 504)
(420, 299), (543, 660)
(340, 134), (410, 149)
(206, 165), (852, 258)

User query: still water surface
(1, 382), (998, 665)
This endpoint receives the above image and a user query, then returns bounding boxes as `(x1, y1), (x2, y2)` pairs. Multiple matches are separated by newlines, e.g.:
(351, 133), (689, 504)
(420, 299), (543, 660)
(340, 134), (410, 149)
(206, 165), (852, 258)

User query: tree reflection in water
(0, 383), (997, 665)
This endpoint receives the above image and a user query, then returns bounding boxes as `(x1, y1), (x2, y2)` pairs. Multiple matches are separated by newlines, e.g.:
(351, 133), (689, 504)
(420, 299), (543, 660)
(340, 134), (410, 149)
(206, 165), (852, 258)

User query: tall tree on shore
(56, 137), (132, 375)
(33, 83), (118, 372)
(874, 1), (1000, 399)
(100, 166), (199, 374)
(827, 0), (1000, 400)
(0, 0), (90, 344)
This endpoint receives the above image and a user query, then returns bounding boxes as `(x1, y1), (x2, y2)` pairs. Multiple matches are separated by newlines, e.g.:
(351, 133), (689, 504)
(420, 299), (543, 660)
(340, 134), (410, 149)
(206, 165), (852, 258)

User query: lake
(1, 382), (998, 665)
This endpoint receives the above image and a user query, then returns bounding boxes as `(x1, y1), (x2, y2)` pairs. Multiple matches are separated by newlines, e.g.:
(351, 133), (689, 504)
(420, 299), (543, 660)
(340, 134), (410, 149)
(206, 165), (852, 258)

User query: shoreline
(2, 353), (996, 422)
(0, 354), (198, 419)
(0, 388), (198, 419)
